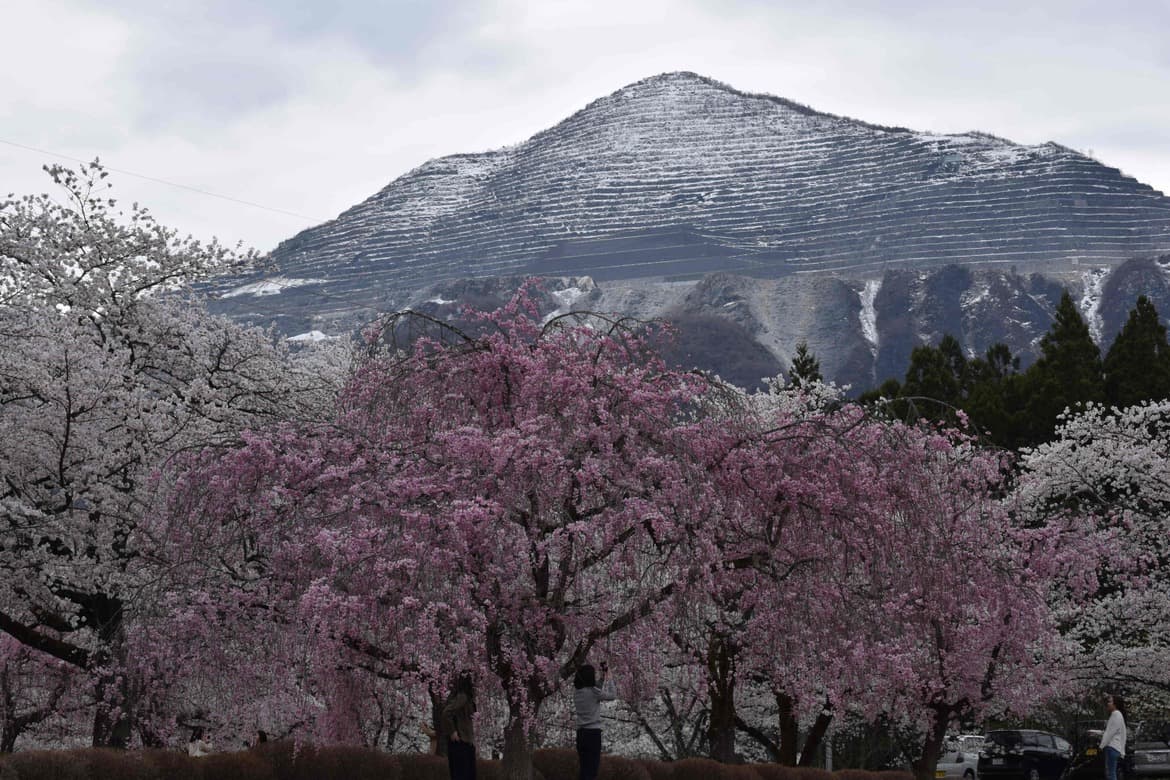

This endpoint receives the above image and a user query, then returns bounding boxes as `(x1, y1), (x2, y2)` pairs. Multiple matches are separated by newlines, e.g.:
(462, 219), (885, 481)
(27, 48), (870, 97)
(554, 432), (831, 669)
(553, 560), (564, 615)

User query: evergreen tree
(970, 343), (1020, 384)
(857, 378), (904, 416)
(1023, 290), (1104, 443)
(1103, 296), (1170, 407)
(938, 333), (970, 389)
(788, 341), (823, 388)
(900, 334), (968, 422)
(965, 343), (1027, 449)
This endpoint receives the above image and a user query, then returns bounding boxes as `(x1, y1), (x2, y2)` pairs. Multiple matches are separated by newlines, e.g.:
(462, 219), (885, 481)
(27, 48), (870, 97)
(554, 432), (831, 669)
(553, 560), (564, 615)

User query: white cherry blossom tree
(1017, 401), (1170, 704)
(0, 163), (346, 745)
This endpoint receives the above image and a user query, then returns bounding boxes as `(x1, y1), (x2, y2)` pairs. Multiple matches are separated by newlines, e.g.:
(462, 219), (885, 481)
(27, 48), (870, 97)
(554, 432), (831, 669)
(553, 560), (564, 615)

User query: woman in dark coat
(441, 672), (477, 780)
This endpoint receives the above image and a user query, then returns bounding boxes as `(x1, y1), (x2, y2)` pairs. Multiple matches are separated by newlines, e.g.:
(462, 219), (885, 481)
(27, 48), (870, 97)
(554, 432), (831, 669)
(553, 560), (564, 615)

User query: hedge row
(0, 744), (917, 780)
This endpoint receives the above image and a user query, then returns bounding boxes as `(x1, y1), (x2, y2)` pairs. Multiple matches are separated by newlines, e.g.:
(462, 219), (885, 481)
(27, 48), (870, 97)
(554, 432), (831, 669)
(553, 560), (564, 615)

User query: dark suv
(978, 730), (1073, 780)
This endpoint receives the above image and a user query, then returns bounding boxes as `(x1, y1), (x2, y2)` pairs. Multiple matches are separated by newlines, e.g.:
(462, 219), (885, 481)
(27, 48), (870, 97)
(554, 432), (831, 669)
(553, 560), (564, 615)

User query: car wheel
(964, 771), (975, 780)
(1028, 767), (1041, 780)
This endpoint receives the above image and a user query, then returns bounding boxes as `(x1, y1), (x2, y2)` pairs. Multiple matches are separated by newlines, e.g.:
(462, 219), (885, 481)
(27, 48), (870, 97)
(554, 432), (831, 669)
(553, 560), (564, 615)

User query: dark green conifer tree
(857, 378), (904, 415)
(1023, 290), (1104, 443)
(965, 343), (1027, 449)
(900, 334), (968, 422)
(1103, 296), (1170, 407)
(788, 341), (823, 388)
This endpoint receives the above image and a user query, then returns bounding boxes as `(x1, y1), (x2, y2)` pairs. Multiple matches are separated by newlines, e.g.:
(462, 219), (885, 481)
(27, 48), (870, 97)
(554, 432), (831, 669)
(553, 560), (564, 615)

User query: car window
(963, 737), (985, 752)
(989, 731), (1022, 748)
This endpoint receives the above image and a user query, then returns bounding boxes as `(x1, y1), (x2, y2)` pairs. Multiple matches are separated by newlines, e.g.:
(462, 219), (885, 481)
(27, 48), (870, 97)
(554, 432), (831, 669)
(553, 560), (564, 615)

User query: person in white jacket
(186, 726), (214, 757)
(573, 661), (617, 780)
(1100, 694), (1127, 780)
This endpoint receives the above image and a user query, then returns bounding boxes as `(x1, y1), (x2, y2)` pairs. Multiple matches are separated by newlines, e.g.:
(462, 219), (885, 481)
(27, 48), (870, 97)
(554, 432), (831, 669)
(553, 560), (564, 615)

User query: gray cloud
(131, 58), (295, 129)
(96, 0), (513, 130)
(2, 0), (1168, 252)
(107, 0), (491, 71)
(197, 0), (484, 64)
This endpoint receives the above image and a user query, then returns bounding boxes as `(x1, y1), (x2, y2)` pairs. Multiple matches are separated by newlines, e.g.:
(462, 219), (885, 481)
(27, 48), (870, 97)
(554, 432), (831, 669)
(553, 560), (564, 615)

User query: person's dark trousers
(576, 727), (602, 780)
(448, 739), (477, 779)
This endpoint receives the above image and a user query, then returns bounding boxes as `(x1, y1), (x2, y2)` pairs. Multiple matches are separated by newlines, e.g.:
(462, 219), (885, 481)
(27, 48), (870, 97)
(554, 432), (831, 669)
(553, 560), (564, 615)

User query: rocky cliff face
(206, 72), (1170, 390)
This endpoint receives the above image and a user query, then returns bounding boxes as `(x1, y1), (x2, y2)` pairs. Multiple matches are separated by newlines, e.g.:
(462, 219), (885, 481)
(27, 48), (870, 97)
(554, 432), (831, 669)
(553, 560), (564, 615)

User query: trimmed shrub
(395, 752), (449, 780)
(837, 767), (889, 780)
(84, 749), (155, 779)
(0, 749), (90, 780)
(835, 770), (886, 780)
(249, 741), (328, 780)
(199, 750), (279, 780)
(789, 767), (833, 780)
(730, 767), (767, 779)
(874, 771), (914, 780)
(750, 764), (792, 780)
(396, 752), (548, 780)
(140, 748), (204, 780)
(247, 742), (401, 780)
(475, 758), (504, 780)
(534, 747), (579, 779)
(311, 745), (400, 779)
(141, 748), (205, 780)
(600, 754), (653, 780)
(247, 741), (297, 779)
(0, 748), (168, 780)
(475, 757), (545, 780)
(638, 758), (676, 779)
(670, 757), (748, 780)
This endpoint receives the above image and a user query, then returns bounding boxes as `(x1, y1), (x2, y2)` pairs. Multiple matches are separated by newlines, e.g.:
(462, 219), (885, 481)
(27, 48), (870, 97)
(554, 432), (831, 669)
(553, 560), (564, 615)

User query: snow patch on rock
(287, 330), (338, 342)
(1080, 267), (1110, 344)
(543, 277), (597, 324)
(859, 278), (881, 350)
(221, 277), (325, 298)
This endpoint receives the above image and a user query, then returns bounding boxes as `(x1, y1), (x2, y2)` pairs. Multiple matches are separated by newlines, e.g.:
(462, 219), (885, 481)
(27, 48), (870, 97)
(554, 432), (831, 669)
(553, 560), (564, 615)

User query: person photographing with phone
(573, 660), (618, 780)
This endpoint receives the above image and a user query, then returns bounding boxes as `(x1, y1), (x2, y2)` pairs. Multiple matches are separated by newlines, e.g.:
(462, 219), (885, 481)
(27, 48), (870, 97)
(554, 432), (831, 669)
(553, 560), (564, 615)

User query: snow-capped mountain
(207, 72), (1170, 389)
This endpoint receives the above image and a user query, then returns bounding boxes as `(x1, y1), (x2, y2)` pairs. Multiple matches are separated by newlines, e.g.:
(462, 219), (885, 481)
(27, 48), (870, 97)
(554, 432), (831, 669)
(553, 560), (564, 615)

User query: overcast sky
(3, 0), (1169, 253)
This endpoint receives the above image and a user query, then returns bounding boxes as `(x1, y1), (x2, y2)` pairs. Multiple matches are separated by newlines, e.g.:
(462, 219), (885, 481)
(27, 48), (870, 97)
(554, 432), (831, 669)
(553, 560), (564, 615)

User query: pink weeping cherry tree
(848, 430), (1097, 780)
(163, 287), (732, 779)
(159, 289), (1097, 777)
(649, 400), (1096, 775)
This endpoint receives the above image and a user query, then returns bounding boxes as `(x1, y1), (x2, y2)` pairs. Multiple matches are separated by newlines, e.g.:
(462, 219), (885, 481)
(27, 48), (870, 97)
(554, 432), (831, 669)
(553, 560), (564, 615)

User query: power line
(0, 137), (325, 223)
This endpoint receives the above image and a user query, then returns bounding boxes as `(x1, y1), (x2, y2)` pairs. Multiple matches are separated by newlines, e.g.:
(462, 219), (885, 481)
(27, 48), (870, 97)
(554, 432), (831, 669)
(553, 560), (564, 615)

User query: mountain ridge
(206, 71), (1170, 388)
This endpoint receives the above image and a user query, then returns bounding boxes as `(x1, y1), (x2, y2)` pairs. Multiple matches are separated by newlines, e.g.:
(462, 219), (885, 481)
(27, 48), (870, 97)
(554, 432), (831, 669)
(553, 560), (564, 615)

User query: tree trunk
(488, 617), (544, 779)
(91, 670), (131, 748)
(706, 636), (737, 763)
(798, 703), (833, 766)
(137, 720), (166, 749)
(430, 684), (447, 757)
(88, 594), (131, 748)
(776, 691), (800, 765)
(911, 706), (953, 780)
(1, 670), (17, 753)
(502, 707), (536, 780)
(1, 724), (16, 754)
